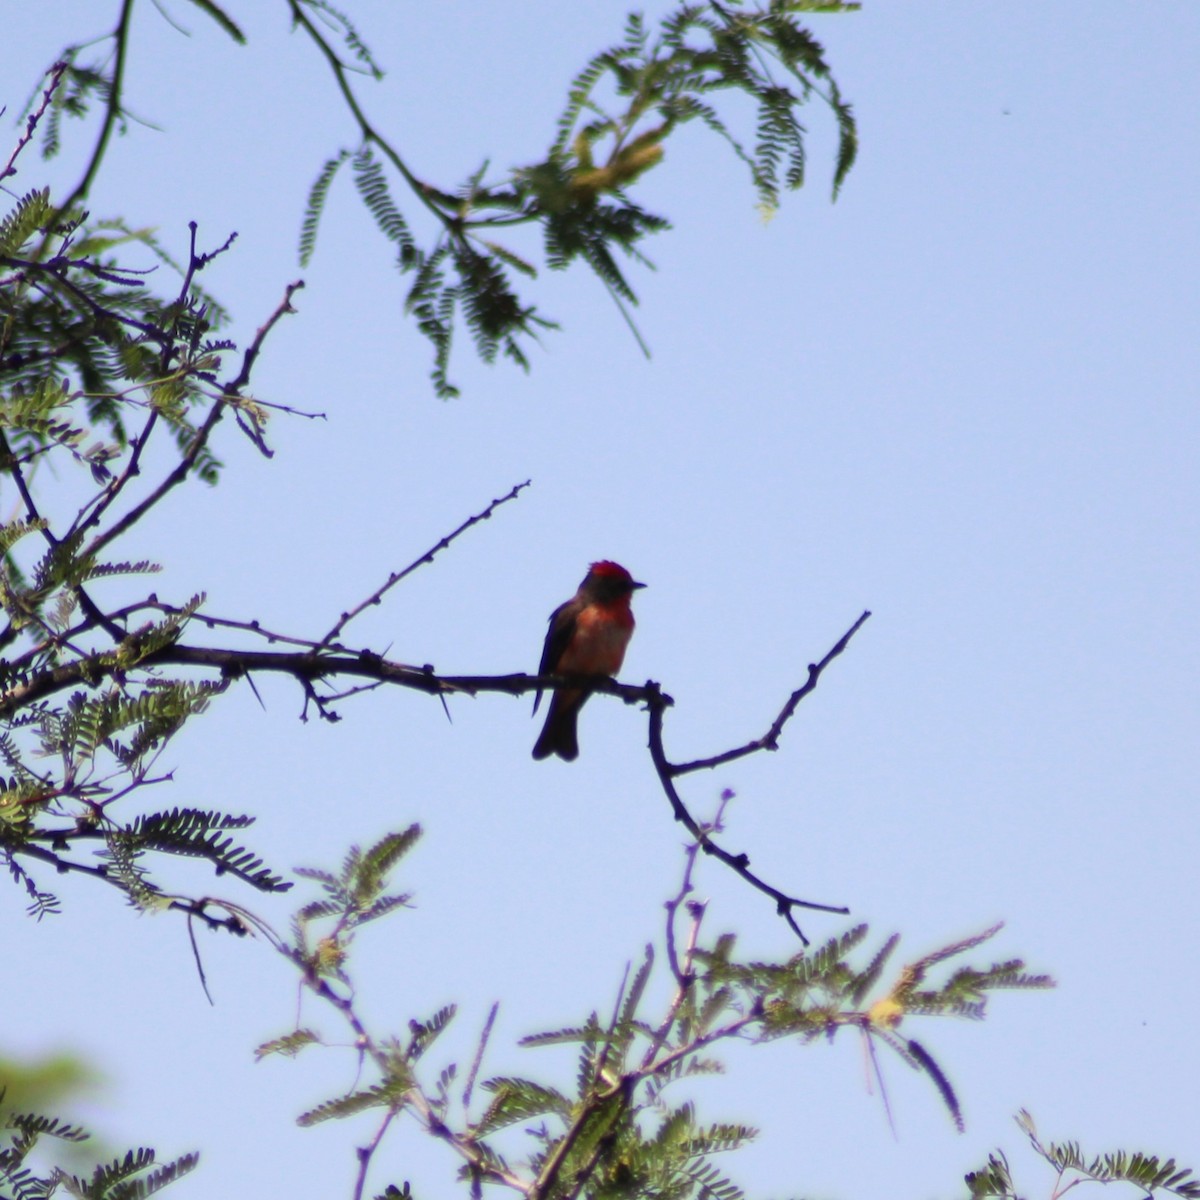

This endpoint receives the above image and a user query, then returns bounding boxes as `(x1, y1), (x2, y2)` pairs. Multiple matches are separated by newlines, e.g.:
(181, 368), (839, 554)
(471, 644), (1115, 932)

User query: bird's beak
(631, 581), (647, 590)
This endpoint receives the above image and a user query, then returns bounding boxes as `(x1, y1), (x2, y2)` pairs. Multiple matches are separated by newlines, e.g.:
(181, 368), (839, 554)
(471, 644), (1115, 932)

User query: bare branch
(662, 791), (729, 986)
(670, 609), (872, 775)
(646, 692), (848, 945)
(320, 479), (531, 647)
(225, 279), (305, 394)
(353, 1108), (398, 1200)
(2, 61), (67, 183)
(0, 598), (867, 945)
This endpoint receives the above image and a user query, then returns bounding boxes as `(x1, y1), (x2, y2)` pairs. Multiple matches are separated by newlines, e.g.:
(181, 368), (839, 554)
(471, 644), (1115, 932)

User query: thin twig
(320, 480), (531, 647)
(647, 899), (706, 1066)
(2, 61), (67, 183)
(462, 1001), (499, 1113)
(662, 790), (728, 986)
(81, 280), (304, 558)
(670, 609), (872, 775)
(55, 0), (136, 217)
(353, 1107), (398, 1200)
(285, 0), (448, 223)
(186, 911), (215, 1006)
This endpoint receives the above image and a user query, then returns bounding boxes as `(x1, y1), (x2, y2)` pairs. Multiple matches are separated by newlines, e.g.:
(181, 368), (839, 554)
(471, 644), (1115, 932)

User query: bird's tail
(532, 694), (580, 761)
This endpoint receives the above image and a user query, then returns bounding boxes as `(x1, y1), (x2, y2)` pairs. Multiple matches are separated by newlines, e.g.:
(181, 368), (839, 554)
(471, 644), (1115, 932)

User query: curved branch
(670, 609), (872, 775)
(56, 0), (137, 216)
(285, 0), (446, 223)
(646, 690), (848, 946)
(0, 642), (660, 719)
(643, 611), (872, 942)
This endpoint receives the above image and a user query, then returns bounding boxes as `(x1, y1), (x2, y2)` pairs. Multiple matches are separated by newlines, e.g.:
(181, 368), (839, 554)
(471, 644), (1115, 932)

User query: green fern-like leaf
(848, 931), (899, 1007)
(55, 1147), (198, 1200)
(1019, 1111), (1200, 1199)
(612, 945), (654, 1058)
(373, 1186), (414, 1200)
(295, 897), (342, 922)
(0, 189), (52, 257)
(108, 1152), (199, 1200)
(681, 1159), (745, 1200)
(519, 1016), (604, 1049)
(99, 833), (166, 913)
(406, 1004), (456, 1062)
(1, 377), (86, 459)
(54, 679), (219, 768)
(127, 807), (290, 892)
(73, 1147), (156, 1195)
(404, 243), (458, 399)
(3, 853), (63, 919)
(297, 1080), (409, 1127)
(295, 826), (418, 928)
(7, 1112), (89, 1143)
(254, 1029), (320, 1060)
(300, 150), (350, 266)
(294, 865), (339, 888)
(300, 0), (383, 76)
(0, 520), (49, 558)
(476, 1077), (571, 1136)
(480, 240), (537, 280)
(355, 825), (421, 890)
(682, 1122), (758, 1158)
(358, 893), (411, 924)
(964, 1150), (1017, 1199)
(352, 148), (414, 252)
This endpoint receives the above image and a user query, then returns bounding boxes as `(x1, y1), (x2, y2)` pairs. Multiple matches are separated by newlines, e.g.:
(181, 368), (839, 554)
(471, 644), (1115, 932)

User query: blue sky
(3, 3), (1198, 1198)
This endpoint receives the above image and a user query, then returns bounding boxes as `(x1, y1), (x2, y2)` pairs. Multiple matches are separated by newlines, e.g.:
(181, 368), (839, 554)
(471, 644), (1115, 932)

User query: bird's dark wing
(533, 600), (577, 716)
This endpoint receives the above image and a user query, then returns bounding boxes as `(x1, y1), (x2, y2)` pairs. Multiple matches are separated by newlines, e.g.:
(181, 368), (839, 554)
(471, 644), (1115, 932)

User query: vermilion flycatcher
(532, 560), (646, 761)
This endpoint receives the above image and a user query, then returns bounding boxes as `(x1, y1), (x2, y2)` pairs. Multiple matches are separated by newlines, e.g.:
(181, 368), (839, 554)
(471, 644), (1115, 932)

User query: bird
(532, 560), (645, 761)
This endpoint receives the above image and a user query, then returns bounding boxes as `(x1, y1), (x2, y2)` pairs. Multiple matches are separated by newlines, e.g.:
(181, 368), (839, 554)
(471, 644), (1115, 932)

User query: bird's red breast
(552, 598), (635, 676)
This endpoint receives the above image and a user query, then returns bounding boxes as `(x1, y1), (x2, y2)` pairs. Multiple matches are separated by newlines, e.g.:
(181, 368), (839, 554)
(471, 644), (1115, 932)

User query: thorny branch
(320, 479), (532, 648)
(4, 540), (865, 945)
(645, 611), (872, 942)
(0, 557), (869, 937)
(669, 607), (873, 775)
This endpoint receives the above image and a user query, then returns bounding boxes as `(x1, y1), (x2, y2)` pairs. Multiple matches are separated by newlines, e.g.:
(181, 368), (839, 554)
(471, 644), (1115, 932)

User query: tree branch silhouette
(0, 565), (867, 938)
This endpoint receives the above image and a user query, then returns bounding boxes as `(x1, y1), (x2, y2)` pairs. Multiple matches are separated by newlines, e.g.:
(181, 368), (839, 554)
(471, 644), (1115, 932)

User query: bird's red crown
(589, 560), (635, 582)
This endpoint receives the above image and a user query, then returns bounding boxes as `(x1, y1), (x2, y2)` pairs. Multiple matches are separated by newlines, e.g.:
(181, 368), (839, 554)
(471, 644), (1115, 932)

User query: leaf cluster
(0, 69), (309, 924)
(0, 1104), (194, 1200)
(258, 834), (1056, 1199)
(1, 190), (231, 458)
(0, 533), (288, 915)
(293, 1), (858, 395)
(290, 825), (420, 975)
(965, 1110), (1200, 1200)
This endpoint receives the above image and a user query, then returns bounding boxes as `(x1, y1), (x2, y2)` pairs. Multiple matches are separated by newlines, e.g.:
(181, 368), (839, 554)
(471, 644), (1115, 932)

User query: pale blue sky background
(3, 3), (1198, 1198)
